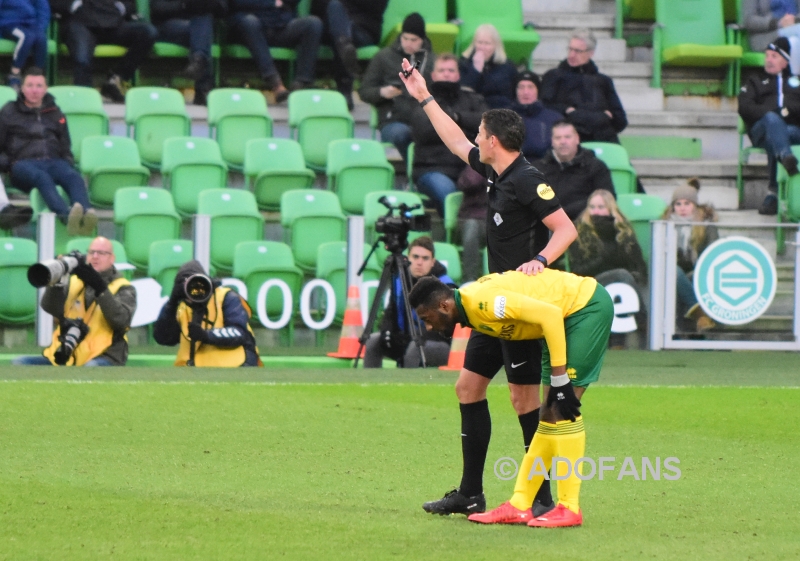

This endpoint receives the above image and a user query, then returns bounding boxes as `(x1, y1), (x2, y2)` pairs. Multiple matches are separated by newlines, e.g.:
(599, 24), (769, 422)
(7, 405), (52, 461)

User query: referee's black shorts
(463, 330), (542, 385)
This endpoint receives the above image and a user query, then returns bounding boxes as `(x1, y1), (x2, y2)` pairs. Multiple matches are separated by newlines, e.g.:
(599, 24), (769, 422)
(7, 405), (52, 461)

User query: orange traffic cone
(328, 285), (365, 359)
(439, 325), (471, 371)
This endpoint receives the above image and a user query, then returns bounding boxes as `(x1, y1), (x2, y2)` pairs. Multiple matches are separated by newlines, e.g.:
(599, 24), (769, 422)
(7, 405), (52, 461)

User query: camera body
(27, 251), (83, 288)
(53, 318), (89, 365)
(374, 196), (431, 254)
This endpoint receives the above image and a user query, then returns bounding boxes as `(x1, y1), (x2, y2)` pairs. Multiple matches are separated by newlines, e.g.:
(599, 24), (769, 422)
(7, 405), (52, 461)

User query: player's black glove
(546, 375), (581, 422)
(74, 262), (108, 294)
(187, 321), (209, 343)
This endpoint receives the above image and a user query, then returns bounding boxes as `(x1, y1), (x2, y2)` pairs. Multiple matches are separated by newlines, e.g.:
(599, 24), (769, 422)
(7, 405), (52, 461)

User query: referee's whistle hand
(516, 259), (545, 275)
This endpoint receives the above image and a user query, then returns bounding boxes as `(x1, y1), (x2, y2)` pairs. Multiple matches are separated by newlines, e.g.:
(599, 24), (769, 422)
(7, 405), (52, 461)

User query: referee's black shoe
(422, 488), (486, 515)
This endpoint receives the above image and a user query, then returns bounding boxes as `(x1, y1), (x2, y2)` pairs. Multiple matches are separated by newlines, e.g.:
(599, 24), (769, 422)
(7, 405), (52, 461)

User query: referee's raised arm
(399, 58), (475, 164)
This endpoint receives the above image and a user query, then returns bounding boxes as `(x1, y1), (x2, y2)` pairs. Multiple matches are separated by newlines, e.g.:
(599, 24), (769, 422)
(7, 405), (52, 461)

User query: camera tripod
(353, 237), (428, 369)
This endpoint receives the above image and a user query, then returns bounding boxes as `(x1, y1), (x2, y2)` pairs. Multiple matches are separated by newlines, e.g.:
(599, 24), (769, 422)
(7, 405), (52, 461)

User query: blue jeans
(676, 267), (697, 317)
(323, 0), (376, 83)
(0, 25), (48, 69)
(749, 111), (800, 190)
(227, 13), (322, 84)
(10, 159), (92, 218)
(65, 20), (158, 85)
(12, 354), (117, 366)
(157, 15), (214, 91)
(380, 122), (412, 160)
(416, 172), (456, 217)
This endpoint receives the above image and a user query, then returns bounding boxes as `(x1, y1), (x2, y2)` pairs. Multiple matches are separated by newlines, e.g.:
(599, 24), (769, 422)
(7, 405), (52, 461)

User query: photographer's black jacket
(0, 92), (74, 171)
(42, 266), (137, 365)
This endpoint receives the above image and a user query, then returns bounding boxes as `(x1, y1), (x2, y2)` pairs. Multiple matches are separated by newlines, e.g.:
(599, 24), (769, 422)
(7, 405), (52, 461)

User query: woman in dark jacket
(458, 23), (518, 109)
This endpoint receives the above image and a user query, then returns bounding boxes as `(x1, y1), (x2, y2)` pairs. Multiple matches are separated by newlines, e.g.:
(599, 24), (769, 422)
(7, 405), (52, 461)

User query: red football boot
(527, 504), (583, 528)
(467, 501), (532, 525)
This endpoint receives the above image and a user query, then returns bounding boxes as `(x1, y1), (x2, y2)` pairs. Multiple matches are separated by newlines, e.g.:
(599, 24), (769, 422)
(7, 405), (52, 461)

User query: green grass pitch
(1, 351), (799, 560)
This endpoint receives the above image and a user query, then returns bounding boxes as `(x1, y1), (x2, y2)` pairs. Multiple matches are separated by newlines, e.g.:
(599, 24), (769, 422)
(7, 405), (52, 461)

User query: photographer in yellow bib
(408, 270), (613, 527)
(153, 260), (261, 367)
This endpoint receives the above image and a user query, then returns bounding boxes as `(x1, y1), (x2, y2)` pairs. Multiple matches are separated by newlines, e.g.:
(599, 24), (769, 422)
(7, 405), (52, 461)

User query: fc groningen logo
(693, 237), (777, 325)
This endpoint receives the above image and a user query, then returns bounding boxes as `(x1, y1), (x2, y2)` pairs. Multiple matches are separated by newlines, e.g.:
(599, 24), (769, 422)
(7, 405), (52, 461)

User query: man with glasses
(540, 28), (627, 143)
(13, 236), (137, 367)
(362, 236), (456, 368)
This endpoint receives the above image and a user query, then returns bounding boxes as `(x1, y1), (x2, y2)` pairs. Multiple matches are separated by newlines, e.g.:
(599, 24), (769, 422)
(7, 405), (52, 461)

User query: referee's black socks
(518, 407), (554, 508)
(459, 399), (491, 497)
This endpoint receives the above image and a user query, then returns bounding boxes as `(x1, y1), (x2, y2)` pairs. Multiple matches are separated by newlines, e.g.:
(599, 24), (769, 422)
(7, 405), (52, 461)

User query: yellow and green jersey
(454, 270), (598, 367)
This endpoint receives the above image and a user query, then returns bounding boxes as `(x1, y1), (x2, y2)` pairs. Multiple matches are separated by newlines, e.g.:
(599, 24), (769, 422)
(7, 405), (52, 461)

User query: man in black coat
(50, 0), (157, 102)
(410, 53), (488, 217)
(0, 68), (94, 235)
(540, 28), (627, 143)
(738, 37), (800, 215)
(150, 0), (227, 106)
(533, 120), (615, 222)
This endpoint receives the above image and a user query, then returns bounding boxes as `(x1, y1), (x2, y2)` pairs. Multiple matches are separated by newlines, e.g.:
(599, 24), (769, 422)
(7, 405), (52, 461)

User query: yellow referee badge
(537, 183), (555, 200)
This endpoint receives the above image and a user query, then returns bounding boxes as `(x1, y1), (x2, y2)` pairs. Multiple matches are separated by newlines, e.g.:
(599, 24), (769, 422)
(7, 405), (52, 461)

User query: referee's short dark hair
(408, 275), (454, 310)
(482, 109), (524, 152)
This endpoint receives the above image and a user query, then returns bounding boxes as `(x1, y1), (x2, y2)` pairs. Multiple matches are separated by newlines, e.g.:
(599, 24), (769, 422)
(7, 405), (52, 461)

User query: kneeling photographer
(14, 237), (137, 367)
(153, 260), (261, 367)
(364, 236), (455, 368)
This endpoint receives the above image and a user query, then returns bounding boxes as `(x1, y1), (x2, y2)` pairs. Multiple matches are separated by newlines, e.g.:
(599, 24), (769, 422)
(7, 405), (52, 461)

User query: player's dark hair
(408, 275), (454, 310)
(408, 235), (435, 257)
(23, 67), (45, 80)
(482, 109), (524, 152)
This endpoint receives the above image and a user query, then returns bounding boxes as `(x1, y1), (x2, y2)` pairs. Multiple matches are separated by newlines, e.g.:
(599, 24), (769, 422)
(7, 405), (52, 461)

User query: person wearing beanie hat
(739, 33), (800, 214)
(311, 0), (390, 110)
(742, 0), (800, 64)
(458, 23), (518, 109)
(509, 70), (562, 160)
(662, 178), (718, 333)
(358, 11), (433, 160)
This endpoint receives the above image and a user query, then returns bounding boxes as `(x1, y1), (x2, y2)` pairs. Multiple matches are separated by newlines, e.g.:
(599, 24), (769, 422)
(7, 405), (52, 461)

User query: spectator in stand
(312, 0), (389, 110)
(455, 166), (488, 283)
(50, 0), (157, 103)
(743, 0), (800, 74)
(358, 12), (432, 161)
(150, 0), (228, 106)
(227, 0), (322, 103)
(0, 68), (95, 235)
(0, 0), (50, 92)
(568, 189), (648, 346)
(458, 23), (518, 109)
(738, 37), (800, 215)
(533, 120), (615, 222)
(410, 53), (487, 217)
(509, 70), (562, 161)
(662, 178), (717, 332)
(540, 28), (627, 143)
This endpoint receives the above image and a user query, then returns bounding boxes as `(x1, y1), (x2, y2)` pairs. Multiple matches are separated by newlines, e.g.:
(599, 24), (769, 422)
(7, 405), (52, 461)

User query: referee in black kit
(399, 58), (578, 516)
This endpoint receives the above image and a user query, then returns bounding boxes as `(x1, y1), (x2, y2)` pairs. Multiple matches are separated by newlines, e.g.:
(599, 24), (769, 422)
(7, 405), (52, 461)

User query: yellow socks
(509, 417), (585, 514)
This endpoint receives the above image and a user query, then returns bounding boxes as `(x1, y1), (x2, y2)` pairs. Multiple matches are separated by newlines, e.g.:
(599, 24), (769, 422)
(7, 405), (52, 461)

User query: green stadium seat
(288, 90), (354, 170)
(651, 0), (742, 94)
(0, 85), (16, 108)
(280, 189), (347, 274)
(380, 0), (459, 54)
(233, 240), (303, 343)
(125, 87), (191, 169)
(444, 191), (463, 244)
(161, 137), (229, 216)
(616, 193), (667, 265)
(79, 136), (150, 208)
(0, 237), (38, 324)
(582, 142), (638, 195)
(326, 139), (395, 215)
(47, 86), (109, 164)
(434, 241), (462, 285)
(316, 241), (381, 324)
(363, 190), (428, 263)
(148, 239), (194, 297)
(113, 187), (181, 270)
(208, 88), (273, 171)
(775, 145), (800, 253)
(30, 187), (91, 255)
(198, 189), (264, 275)
(244, 138), (315, 211)
(65, 237), (133, 280)
(454, 0), (540, 65)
